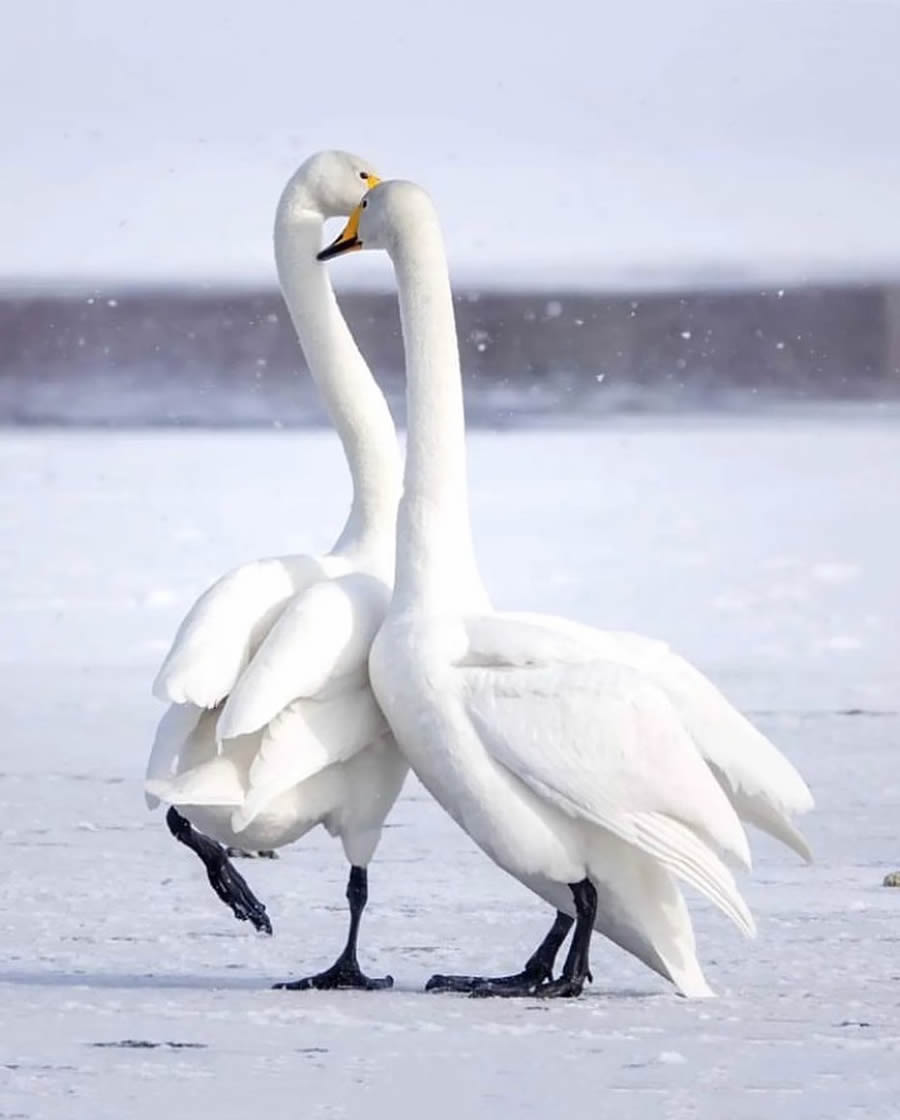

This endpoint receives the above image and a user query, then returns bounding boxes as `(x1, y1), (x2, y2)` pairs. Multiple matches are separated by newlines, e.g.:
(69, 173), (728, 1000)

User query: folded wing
(153, 556), (324, 708)
(148, 573), (391, 834)
(459, 615), (755, 938)
(217, 573), (389, 739)
(499, 611), (814, 861)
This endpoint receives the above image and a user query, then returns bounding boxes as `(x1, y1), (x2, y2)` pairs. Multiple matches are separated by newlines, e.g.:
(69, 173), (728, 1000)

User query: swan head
(277, 150), (381, 221)
(317, 180), (436, 259)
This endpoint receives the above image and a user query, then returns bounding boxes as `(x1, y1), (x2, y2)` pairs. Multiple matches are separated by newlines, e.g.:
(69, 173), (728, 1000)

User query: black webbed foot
(165, 807), (272, 935)
(463, 967), (593, 999)
(429, 888), (596, 1002)
(532, 975), (588, 998)
(272, 866), (390, 992)
(426, 960), (551, 995)
(274, 957), (393, 992)
(468, 975), (544, 998)
(426, 909), (575, 996)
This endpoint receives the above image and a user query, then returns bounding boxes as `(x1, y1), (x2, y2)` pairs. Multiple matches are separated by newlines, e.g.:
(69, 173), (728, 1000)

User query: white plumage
(506, 613), (814, 862)
(320, 180), (814, 998)
(144, 152), (408, 989)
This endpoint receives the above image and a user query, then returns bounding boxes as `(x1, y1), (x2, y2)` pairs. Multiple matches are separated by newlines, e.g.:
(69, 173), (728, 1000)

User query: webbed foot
(274, 957), (392, 992)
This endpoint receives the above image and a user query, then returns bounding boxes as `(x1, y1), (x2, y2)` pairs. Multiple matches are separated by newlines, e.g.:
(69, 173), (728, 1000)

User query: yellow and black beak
(318, 200), (367, 261)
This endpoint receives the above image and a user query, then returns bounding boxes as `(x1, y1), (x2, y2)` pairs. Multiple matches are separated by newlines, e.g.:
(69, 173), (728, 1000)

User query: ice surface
(1, 416), (899, 1118)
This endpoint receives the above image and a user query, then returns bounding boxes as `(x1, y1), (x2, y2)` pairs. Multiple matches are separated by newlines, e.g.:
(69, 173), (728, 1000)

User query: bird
(317, 179), (813, 998)
(145, 151), (408, 990)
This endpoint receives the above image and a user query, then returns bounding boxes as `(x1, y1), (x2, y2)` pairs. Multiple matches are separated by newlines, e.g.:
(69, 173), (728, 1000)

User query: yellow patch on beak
(318, 201), (365, 261)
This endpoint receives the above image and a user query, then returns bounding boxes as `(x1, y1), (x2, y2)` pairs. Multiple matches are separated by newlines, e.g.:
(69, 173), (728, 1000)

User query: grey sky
(3, 0), (900, 287)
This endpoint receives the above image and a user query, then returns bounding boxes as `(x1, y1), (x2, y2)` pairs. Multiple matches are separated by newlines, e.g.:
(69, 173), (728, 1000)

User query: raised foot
(165, 807), (272, 935)
(225, 848), (279, 860)
(274, 961), (393, 992)
(205, 854), (273, 935)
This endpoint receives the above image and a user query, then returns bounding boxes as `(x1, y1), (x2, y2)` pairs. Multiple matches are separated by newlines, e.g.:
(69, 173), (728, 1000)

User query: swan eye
(361, 199), (368, 208)
(359, 171), (369, 180)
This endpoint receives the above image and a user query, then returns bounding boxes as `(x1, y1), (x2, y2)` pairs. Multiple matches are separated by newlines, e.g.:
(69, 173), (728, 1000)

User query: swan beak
(318, 202), (364, 261)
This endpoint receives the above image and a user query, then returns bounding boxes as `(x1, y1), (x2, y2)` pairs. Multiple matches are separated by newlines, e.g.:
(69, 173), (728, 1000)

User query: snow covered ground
(1, 414), (899, 1118)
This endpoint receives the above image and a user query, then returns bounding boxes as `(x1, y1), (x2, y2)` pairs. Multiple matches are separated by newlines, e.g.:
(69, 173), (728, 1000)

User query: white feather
(231, 687), (389, 832)
(217, 573), (389, 739)
(144, 702), (204, 807)
(145, 735), (258, 808)
(153, 556), (325, 707)
(460, 626), (754, 928)
(506, 611), (814, 860)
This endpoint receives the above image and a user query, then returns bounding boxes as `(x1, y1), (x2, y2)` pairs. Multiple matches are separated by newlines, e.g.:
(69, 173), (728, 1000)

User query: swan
(144, 150), (409, 990)
(318, 180), (814, 999)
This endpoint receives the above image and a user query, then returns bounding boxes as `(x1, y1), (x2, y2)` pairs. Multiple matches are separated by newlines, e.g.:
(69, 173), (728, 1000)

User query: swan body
(320, 181), (814, 997)
(371, 610), (749, 997)
(145, 152), (408, 985)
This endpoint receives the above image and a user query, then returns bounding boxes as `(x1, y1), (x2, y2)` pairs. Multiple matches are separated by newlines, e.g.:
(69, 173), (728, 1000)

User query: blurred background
(3, 0), (900, 423)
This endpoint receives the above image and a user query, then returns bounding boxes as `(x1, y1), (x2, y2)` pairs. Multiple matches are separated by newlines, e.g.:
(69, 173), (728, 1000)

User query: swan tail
(144, 703), (204, 809)
(631, 812), (756, 939)
(144, 753), (246, 809)
(580, 847), (717, 998)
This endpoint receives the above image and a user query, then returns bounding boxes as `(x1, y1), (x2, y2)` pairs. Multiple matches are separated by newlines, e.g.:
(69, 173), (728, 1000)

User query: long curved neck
(274, 208), (401, 564)
(390, 213), (489, 612)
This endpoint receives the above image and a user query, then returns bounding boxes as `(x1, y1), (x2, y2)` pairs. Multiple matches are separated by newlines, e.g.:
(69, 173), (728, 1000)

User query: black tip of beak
(317, 238), (360, 262)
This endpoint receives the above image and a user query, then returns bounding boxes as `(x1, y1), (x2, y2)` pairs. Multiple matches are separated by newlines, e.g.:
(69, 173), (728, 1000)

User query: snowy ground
(1, 414), (899, 1118)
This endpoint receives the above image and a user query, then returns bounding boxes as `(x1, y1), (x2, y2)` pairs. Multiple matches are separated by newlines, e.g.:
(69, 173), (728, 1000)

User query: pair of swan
(147, 152), (813, 998)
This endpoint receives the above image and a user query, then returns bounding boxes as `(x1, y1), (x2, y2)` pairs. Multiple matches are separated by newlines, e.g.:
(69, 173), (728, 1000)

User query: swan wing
(230, 686), (389, 832)
(145, 735), (258, 808)
(144, 702), (204, 808)
(638, 651), (814, 861)
(217, 573), (390, 739)
(504, 611), (671, 662)
(506, 613), (813, 860)
(153, 556), (322, 708)
(459, 615), (755, 937)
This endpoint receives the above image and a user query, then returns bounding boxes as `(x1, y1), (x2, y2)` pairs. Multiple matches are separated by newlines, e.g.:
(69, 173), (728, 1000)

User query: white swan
(145, 150), (408, 990)
(318, 180), (814, 999)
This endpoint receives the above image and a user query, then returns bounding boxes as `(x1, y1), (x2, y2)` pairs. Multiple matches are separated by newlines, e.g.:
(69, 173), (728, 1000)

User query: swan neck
(274, 207), (400, 561)
(391, 213), (487, 610)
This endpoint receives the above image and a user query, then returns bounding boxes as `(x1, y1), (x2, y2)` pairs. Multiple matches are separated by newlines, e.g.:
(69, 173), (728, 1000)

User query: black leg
(165, 807), (272, 935)
(529, 878), (597, 999)
(426, 910), (574, 995)
(274, 866), (393, 992)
